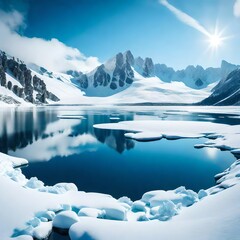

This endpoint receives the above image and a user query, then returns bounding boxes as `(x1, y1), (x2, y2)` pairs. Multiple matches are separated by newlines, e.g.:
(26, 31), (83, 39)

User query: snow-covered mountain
(0, 51), (59, 104)
(71, 50), (238, 95)
(69, 51), (135, 97)
(0, 49), (238, 105)
(200, 68), (240, 106)
(134, 57), (239, 89)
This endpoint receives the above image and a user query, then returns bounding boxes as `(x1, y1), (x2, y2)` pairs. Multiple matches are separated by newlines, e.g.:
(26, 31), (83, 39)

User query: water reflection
(1, 107), (240, 161)
(0, 107), (238, 199)
(0, 107), (136, 160)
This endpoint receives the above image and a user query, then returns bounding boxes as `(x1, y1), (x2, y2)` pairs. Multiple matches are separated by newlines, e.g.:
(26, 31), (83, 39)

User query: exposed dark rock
(195, 78), (204, 87)
(12, 85), (24, 98)
(24, 70), (34, 103)
(7, 81), (12, 90)
(94, 64), (111, 87)
(0, 94), (20, 104)
(119, 79), (124, 87)
(126, 77), (133, 84)
(125, 50), (135, 66)
(0, 52), (8, 70)
(47, 91), (60, 102)
(110, 82), (117, 90)
(200, 68), (240, 106)
(76, 73), (88, 89)
(143, 57), (154, 77)
(66, 70), (80, 78)
(0, 66), (6, 87)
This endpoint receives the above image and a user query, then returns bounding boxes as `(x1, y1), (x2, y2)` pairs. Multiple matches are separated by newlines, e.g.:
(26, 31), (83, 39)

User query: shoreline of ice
(0, 119), (240, 240)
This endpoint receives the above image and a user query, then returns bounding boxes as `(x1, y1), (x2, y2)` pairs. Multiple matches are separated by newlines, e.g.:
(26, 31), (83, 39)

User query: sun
(208, 34), (222, 48)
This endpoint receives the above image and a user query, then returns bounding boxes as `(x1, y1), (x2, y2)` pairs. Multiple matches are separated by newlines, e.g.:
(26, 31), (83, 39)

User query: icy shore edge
(0, 119), (240, 240)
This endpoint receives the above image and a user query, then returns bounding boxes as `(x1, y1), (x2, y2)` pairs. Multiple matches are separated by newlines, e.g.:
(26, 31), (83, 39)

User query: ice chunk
(27, 217), (41, 228)
(39, 182), (78, 194)
(154, 200), (179, 221)
(53, 210), (79, 229)
(54, 182), (78, 192)
(118, 196), (133, 206)
(25, 177), (44, 189)
(142, 187), (198, 208)
(131, 200), (146, 212)
(40, 217), (48, 222)
(198, 189), (208, 199)
(103, 207), (126, 221)
(32, 222), (52, 240)
(124, 132), (162, 141)
(36, 211), (56, 221)
(78, 207), (105, 218)
(60, 204), (72, 211)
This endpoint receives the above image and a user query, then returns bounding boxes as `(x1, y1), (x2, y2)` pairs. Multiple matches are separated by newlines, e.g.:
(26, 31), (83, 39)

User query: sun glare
(209, 34), (222, 48)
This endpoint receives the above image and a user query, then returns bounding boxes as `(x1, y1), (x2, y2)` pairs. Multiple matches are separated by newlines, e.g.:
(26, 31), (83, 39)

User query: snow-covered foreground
(0, 120), (240, 239)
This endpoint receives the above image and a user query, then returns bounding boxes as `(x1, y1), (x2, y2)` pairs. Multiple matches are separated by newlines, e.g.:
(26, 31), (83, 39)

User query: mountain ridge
(68, 50), (239, 96)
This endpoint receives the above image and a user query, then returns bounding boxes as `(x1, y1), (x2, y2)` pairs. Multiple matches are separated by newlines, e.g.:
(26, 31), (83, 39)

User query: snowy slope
(102, 71), (215, 104)
(30, 69), (85, 103)
(200, 68), (240, 106)
(27, 67), (214, 105)
(73, 71), (215, 105)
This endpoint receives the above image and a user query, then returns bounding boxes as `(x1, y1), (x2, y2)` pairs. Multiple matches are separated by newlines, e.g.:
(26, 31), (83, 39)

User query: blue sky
(0, 0), (240, 70)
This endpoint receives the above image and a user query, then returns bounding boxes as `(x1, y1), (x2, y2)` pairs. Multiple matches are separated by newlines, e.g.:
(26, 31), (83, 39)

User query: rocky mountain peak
(143, 57), (154, 77)
(124, 50), (135, 66)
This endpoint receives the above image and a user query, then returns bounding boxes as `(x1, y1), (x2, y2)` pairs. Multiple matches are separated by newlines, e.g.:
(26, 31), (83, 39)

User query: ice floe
(94, 120), (240, 151)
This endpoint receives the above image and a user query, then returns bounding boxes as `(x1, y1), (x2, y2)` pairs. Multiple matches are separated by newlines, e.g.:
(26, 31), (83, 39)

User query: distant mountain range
(68, 50), (239, 96)
(0, 49), (239, 105)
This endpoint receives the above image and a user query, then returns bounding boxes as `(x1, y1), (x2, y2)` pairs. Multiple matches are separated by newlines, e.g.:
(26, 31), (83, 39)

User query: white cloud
(234, 0), (240, 17)
(159, 0), (210, 37)
(0, 10), (100, 73)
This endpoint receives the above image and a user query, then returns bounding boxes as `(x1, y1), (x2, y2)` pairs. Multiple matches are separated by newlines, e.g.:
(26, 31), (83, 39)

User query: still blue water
(0, 106), (238, 200)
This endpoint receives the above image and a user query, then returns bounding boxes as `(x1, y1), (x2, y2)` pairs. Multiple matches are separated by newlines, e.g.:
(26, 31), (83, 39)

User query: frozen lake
(0, 106), (238, 200)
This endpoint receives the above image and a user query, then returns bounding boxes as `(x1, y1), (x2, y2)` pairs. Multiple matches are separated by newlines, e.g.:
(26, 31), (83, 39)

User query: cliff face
(200, 68), (240, 106)
(0, 51), (59, 104)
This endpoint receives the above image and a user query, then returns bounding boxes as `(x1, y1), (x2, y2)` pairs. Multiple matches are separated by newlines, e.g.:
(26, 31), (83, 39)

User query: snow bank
(142, 187), (198, 208)
(0, 156), (128, 239)
(208, 159), (240, 195)
(69, 183), (240, 240)
(0, 152), (28, 167)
